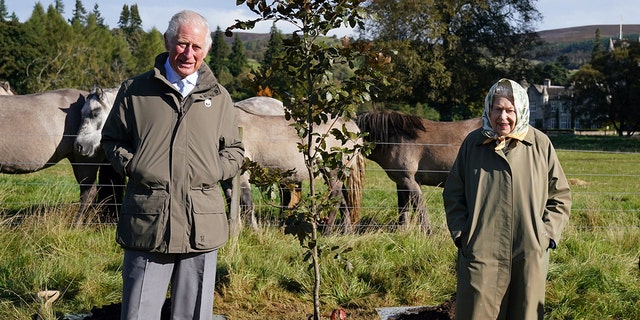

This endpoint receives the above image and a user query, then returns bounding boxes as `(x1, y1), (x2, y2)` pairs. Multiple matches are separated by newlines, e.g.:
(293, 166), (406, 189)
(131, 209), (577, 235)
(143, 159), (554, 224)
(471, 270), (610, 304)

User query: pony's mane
(356, 110), (426, 145)
(87, 86), (106, 102)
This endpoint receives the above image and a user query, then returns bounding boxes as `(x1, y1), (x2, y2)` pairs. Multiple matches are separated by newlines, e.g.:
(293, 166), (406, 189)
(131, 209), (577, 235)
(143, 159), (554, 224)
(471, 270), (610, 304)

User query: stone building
(521, 79), (580, 132)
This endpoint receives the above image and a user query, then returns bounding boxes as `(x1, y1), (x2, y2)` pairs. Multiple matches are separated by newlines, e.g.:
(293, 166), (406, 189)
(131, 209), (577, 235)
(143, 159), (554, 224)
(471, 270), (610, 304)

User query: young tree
(228, 1), (388, 319)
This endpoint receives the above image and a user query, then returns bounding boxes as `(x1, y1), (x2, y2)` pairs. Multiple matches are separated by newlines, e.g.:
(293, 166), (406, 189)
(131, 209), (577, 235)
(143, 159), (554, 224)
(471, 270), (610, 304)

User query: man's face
(490, 96), (517, 136)
(165, 23), (210, 78)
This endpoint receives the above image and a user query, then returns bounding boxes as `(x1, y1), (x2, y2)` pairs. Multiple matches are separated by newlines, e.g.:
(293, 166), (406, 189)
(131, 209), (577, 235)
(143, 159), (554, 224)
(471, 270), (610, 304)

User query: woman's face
(490, 96), (517, 136)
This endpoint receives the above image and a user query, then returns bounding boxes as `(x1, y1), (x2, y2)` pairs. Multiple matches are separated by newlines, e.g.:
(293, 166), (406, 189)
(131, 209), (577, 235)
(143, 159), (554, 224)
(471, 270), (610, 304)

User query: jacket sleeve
(543, 144), (572, 244)
(216, 95), (245, 182)
(100, 84), (135, 178)
(443, 139), (470, 246)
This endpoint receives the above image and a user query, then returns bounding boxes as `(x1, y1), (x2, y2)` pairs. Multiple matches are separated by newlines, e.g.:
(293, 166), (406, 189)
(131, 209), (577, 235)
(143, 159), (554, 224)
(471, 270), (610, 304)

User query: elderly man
(101, 10), (244, 320)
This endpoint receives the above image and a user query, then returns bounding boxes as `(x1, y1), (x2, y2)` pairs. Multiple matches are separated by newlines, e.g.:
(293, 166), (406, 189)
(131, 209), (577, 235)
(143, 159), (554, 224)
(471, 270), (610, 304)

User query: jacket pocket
(190, 187), (228, 250)
(117, 188), (169, 251)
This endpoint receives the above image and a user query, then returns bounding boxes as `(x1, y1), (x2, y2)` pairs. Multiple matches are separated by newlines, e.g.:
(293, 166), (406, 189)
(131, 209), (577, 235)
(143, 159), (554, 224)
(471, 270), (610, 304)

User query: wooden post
(228, 127), (243, 248)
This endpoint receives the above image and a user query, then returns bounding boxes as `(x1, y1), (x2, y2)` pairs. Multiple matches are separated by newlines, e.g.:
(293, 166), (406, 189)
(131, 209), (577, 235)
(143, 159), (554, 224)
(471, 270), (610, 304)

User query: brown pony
(356, 110), (481, 233)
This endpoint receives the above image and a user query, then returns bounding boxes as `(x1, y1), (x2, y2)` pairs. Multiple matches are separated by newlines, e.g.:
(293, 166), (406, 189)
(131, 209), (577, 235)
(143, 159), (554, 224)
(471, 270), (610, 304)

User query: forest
(1, 0), (639, 128)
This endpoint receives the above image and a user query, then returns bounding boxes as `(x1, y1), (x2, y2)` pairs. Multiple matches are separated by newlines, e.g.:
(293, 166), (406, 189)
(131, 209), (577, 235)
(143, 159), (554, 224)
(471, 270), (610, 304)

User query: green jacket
(443, 126), (571, 319)
(101, 53), (244, 253)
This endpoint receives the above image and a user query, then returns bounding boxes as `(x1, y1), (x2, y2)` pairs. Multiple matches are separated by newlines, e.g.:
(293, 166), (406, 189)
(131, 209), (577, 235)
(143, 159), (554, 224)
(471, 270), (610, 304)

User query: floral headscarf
(481, 78), (529, 150)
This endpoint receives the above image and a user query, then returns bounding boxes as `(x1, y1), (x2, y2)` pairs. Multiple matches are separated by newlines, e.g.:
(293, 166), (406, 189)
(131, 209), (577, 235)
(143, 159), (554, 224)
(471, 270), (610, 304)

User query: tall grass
(1, 138), (639, 319)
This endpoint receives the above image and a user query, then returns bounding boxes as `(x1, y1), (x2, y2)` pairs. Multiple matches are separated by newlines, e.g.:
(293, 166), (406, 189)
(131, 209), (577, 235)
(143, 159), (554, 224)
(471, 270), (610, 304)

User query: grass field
(0, 135), (639, 319)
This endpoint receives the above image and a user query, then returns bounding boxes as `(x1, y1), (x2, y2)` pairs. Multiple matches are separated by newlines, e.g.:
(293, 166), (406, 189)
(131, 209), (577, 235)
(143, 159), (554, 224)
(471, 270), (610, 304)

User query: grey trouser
(121, 249), (218, 320)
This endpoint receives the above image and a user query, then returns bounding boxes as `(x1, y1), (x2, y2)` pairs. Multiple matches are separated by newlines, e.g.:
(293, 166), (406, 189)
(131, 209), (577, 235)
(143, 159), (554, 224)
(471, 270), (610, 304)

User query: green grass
(1, 136), (639, 319)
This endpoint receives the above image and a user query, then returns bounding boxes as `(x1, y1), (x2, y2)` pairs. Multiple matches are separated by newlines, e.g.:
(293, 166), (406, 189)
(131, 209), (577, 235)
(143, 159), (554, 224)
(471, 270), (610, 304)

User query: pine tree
(118, 4), (129, 30)
(592, 28), (605, 59)
(262, 23), (283, 68)
(69, 0), (87, 26)
(0, 0), (8, 21)
(54, 0), (64, 15)
(129, 4), (142, 32)
(92, 3), (105, 28)
(209, 26), (231, 76)
(228, 34), (247, 76)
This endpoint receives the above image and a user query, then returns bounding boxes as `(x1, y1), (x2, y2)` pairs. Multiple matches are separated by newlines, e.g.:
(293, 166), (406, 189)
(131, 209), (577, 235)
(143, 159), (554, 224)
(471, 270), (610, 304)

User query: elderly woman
(443, 78), (571, 319)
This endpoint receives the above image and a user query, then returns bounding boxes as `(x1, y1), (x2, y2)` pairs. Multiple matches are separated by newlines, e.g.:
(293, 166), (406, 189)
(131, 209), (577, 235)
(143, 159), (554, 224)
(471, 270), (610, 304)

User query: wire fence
(1, 149), (639, 232)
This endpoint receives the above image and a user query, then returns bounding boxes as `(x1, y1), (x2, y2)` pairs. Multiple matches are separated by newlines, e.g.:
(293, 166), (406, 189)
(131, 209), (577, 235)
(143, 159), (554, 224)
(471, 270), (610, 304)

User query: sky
(6, 0), (640, 37)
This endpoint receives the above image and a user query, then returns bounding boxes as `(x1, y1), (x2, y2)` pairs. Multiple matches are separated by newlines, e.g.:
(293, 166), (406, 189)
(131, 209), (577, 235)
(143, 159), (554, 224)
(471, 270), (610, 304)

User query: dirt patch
(377, 295), (455, 320)
(394, 295), (455, 320)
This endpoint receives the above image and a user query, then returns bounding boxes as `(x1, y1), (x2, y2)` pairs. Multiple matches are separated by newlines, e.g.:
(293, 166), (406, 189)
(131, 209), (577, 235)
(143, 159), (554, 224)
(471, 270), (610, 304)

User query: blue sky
(7, 0), (640, 36)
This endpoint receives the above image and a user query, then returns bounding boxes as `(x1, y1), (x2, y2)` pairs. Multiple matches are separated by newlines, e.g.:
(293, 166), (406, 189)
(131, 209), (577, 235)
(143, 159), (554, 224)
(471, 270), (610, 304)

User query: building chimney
(544, 79), (551, 87)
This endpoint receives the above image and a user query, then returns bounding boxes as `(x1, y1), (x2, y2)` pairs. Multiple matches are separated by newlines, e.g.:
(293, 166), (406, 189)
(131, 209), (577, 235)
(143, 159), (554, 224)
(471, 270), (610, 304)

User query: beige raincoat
(443, 79), (571, 319)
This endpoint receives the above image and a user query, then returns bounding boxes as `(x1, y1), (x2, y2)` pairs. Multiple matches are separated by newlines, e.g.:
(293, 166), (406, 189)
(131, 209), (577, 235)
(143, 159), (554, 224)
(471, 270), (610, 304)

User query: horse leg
(239, 174), (258, 231)
(96, 162), (124, 223)
(322, 178), (351, 235)
(408, 186), (431, 235)
(222, 173), (257, 231)
(396, 179), (430, 233)
(396, 181), (412, 229)
(71, 161), (99, 226)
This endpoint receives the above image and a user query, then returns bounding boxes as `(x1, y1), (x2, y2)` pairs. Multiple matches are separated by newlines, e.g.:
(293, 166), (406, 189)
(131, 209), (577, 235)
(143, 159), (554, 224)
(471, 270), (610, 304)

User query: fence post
(228, 127), (243, 247)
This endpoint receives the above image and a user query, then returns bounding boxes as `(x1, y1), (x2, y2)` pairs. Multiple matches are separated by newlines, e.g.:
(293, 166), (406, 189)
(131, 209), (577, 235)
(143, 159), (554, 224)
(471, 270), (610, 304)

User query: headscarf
(481, 78), (530, 150)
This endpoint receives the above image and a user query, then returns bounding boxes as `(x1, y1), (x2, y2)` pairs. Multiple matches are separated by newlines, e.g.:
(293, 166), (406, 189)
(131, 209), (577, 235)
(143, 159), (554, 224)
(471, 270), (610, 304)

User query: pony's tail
(346, 152), (365, 225)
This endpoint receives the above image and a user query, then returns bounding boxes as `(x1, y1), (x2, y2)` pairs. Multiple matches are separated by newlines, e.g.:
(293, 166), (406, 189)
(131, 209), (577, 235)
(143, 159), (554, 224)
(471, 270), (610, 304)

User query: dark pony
(356, 110), (481, 233)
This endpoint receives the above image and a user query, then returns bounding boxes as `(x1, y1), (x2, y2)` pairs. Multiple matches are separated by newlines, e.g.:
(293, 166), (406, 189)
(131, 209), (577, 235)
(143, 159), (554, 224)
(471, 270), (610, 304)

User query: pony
(0, 88), (108, 217)
(356, 110), (481, 233)
(222, 97), (365, 234)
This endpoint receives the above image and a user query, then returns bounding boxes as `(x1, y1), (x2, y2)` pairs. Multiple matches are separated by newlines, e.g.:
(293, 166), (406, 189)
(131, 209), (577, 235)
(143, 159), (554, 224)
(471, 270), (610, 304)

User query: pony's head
(74, 87), (117, 157)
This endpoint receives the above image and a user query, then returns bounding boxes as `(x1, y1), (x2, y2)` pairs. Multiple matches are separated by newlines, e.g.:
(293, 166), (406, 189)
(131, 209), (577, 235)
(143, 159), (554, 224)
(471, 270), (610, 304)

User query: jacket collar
(473, 125), (535, 147)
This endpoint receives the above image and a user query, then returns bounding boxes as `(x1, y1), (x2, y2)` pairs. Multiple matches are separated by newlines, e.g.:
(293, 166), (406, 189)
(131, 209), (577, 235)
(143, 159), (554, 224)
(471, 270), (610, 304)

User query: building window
(530, 101), (537, 112)
(560, 116), (571, 129)
(550, 118), (557, 128)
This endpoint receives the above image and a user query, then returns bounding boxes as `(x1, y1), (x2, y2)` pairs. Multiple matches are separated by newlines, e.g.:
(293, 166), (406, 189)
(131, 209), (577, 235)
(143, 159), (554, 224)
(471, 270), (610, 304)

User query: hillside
(537, 24), (640, 43)
(223, 25), (640, 66)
